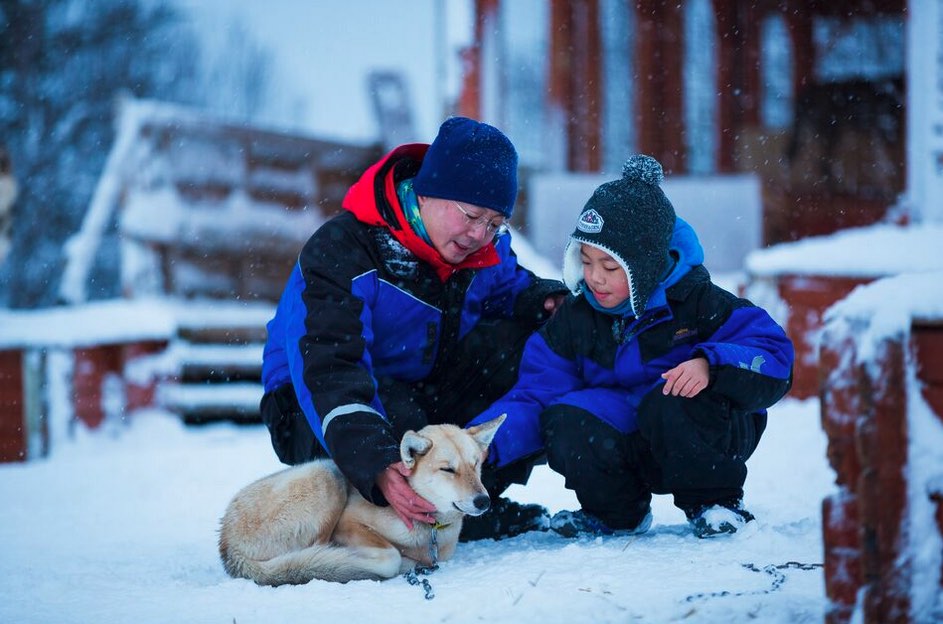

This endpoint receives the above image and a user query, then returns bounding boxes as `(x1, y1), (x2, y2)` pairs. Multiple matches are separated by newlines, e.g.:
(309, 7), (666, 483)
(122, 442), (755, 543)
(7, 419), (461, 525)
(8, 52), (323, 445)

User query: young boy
(467, 155), (794, 538)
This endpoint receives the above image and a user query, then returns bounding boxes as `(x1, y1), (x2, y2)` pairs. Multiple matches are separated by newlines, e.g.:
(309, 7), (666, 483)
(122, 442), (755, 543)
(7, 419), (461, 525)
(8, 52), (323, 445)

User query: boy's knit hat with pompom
(561, 154), (677, 317)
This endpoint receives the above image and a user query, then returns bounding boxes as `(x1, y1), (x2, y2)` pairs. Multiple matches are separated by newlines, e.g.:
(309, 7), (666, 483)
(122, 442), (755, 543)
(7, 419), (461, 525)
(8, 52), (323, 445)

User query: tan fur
(218, 415), (505, 586)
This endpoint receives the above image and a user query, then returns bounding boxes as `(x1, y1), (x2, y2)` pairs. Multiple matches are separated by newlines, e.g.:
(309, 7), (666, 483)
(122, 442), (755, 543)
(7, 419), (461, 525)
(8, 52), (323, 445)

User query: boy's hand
(661, 357), (709, 398)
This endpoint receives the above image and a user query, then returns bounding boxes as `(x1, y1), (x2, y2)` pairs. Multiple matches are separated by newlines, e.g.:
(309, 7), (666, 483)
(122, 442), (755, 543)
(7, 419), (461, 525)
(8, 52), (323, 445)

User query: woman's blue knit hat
(412, 117), (519, 218)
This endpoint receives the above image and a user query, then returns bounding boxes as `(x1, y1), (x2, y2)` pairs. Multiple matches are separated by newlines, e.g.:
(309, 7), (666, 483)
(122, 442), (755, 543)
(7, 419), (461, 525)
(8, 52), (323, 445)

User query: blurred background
(0, 0), (913, 310)
(0, 0), (475, 308)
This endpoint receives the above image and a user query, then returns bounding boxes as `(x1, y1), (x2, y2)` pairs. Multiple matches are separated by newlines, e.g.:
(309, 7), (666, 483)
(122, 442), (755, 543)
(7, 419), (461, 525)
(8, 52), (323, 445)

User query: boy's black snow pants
(260, 316), (542, 495)
(540, 387), (767, 528)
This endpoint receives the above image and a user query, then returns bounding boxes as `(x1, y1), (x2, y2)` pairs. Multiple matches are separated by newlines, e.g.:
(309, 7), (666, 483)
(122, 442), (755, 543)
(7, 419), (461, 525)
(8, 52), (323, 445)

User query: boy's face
(580, 244), (630, 309)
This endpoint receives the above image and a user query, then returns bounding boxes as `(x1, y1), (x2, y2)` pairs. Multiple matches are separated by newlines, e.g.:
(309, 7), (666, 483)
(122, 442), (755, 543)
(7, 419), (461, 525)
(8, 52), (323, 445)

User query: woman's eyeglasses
(451, 201), (509, 237)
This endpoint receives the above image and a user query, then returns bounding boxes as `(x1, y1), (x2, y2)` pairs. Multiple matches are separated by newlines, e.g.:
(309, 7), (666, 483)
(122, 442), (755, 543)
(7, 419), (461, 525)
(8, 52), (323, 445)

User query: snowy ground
(0, 397), (828, 624)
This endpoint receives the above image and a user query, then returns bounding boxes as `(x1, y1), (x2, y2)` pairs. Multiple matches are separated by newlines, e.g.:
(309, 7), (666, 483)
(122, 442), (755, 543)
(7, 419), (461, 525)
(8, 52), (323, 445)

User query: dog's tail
(220, 542), (399, 586)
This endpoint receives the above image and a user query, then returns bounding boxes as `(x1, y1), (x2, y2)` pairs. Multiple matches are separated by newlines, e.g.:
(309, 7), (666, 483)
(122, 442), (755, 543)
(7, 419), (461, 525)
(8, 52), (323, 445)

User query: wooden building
(0, 301), (176, 462)
(61, 97), (382, 305)
(460, 0), (906, 244)
(47, 97), (383, 429)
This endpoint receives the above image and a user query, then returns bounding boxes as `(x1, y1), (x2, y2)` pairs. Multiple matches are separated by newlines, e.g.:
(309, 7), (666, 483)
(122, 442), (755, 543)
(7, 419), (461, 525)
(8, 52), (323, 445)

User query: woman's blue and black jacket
(469, 220), (795, 468)
(261, 144), (565, 501)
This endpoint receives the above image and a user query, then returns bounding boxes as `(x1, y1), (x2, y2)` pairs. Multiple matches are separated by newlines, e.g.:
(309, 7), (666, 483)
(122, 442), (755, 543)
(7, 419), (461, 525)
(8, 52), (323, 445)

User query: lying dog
(219, 415), (505, 586)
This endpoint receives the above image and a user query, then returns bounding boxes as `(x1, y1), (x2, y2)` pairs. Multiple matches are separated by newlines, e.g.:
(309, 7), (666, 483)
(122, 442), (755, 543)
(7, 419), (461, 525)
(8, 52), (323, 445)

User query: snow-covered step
(172, 301), (273, 345)
(152, 302), (274, 423)
(159, 381), (263, 423)
(177, 324), (268, 346)
(173, 343), (263, 382)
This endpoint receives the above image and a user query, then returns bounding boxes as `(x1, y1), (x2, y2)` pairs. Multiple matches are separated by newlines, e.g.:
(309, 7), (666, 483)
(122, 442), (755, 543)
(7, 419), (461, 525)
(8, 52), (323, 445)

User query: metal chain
(403, 526), (440, 600)
(684, 561), (823, 603)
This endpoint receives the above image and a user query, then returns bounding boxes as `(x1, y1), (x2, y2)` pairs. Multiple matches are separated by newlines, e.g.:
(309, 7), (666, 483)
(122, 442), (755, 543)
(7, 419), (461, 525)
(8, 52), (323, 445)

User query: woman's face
(419, 197), (504, 264)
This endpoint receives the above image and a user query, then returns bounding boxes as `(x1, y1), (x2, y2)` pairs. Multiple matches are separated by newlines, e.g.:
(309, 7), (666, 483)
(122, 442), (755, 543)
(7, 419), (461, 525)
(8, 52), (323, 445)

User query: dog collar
(431, 520), (452, 530)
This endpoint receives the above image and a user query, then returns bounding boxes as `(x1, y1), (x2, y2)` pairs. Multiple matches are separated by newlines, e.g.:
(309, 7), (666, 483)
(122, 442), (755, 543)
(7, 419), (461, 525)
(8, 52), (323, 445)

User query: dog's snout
(473, 494), (491, 512)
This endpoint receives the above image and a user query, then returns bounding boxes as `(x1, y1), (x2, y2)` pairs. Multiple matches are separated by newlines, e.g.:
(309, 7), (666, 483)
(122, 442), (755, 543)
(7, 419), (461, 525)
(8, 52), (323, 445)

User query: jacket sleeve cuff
(513, 278), (569, 321)
(708, 364), (793, 412)
(323, 411), (402, 504)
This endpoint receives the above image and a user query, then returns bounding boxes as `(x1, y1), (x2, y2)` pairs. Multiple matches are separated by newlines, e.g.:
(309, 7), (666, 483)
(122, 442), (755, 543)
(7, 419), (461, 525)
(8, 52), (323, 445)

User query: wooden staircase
(157, 302), (273, 424)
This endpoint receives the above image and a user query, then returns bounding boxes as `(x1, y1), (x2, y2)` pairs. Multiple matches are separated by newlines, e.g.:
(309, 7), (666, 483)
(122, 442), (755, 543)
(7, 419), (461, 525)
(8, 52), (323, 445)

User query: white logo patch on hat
(577, 209), (604, 234)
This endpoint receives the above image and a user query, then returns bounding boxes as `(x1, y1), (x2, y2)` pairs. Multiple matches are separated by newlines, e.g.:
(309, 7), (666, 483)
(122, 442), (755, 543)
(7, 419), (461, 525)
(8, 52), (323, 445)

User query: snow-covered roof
(825, 270), (943, 341)
(60, 96), (381, 304)
(745, 223), (943, 278)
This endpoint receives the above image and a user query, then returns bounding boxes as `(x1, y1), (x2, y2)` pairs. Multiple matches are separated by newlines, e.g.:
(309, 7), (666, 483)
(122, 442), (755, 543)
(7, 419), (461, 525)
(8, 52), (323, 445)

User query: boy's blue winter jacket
(469, 220), (795, 468)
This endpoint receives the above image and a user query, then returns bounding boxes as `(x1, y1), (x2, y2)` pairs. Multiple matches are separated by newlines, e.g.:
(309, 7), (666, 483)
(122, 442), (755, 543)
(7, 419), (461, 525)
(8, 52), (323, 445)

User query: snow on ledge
(824, 270), (943, 343)
(0, 300), (176, 349)
(745, 223), (943, 278)
(0, 299), (275, 350)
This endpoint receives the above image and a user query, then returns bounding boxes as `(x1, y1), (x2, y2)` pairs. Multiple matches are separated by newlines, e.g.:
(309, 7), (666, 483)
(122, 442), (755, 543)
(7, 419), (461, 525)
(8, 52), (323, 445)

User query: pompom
(621, 154), (664, 186)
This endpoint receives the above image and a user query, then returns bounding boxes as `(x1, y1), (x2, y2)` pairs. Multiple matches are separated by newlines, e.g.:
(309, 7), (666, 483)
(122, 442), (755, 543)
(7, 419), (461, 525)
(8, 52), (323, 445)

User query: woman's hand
(543, 293), (567, 315)
(375, 461), (437, 529)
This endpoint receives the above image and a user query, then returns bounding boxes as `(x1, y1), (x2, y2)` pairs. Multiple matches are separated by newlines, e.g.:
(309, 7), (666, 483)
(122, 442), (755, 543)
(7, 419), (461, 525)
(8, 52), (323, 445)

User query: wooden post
(783, 3), (814, 100)
(123, 340), (169, 412)
(456, 0), (498, 120)
(547, 0), (571, 171)
(820, 329), (863, 624)
(713, 0), (762, 173)
(0, 348), (48, 463)
(777, 275), (873, 399)
(73, 345), (122, 429)
(548, 0), (602, 172)
(856, 338), (910, 623)
(821, 314), (943, 623)
(0, 350), (25, 462)
(634, 0), (685, 173)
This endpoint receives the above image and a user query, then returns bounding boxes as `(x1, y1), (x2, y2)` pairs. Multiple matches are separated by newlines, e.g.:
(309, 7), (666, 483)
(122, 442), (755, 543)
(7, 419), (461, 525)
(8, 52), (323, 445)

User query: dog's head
(399, 414), (505, 517)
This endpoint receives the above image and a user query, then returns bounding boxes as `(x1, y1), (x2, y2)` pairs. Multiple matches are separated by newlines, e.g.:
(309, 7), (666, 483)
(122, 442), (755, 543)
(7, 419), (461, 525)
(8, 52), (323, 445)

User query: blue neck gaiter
(397, 178), (432, 246)
(581, 282), (635, 318)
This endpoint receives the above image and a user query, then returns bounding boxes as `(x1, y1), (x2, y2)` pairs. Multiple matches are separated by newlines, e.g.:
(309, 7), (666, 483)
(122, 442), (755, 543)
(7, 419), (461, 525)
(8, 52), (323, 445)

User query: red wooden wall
(548, 0), (603, 172)
(0, 350), (25, 462)
(72, 341), (168, 429)
(775, 275), (874, 399)
(0, 339), (168, 463)
(634, 0), (686, 174)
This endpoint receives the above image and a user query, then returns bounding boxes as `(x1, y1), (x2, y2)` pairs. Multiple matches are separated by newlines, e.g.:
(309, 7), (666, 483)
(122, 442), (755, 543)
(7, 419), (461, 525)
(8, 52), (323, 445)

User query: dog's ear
(400, 431), (433, 469)
(466, 414), (506, 450)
